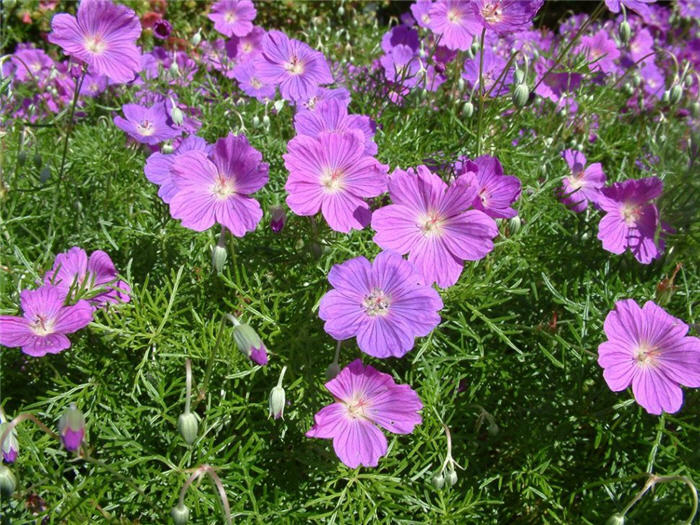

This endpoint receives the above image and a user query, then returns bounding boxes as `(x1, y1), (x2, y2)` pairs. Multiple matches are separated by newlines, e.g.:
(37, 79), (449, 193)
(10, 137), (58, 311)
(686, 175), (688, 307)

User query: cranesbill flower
(604, 0), (656, 21)
(233, 59), (276, 102)
(319, 251), (443, 358)
(145, 135), (211, 203)
(43, 247), (130, 307)
(0, 286), (93, 357)
(411, 0), (433, 28)
(372, 166), (498, 288)
(598, 299), (699, 415)
(284, 130), (388, 233)
(381, 25), (420, 54)
(208, 0), (256, 38)
(169, 133), (269, 236)
(576, 29), (621, 75)
(48, 0), (142, 84)
(114, 102), (181, 145)
(226, 25), (265, 62)
(559, 149), (606, 212)
(9, 47), (55, 83)
(152, 18), (172, 40)
(471, 0), (544, 33)
(306, 359), (422, 468)
(597, 177), (664, 264)
(459, 155), (521, 219)
(462, 46), (513, 96)
(257, 30), (333, 103)
(428, 1), (481, 51)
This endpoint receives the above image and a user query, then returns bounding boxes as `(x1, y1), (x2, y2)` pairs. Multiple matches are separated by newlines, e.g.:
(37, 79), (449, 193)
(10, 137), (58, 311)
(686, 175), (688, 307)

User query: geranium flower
(306, 359), (422, 468)
(458, 155), (521, 219)
(598, 299), (700, 414)
(48, 0), (142, 83)
(0, 286), (93, 357)
(559, 149), (606, 212)
(471, 0), (544, 33)
(319, 251), (443, 358)
(208, 0), (256, 38)
(428, 0), (481, 51)
(113, 102), (181, 145)
(145, 135), (211, 203)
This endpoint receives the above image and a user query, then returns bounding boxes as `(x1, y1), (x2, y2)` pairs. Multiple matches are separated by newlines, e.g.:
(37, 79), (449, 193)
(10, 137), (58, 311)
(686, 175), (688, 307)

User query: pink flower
(168, 134), (269, 236)
(598, 299), (699, 415)
(113, 102), (181, 146)
(371, 166), (498, 288)
(306, 359), (422, 468)
(559, 149), (606, 212)
(428, 1), (481, 51)
(208, 0), (256, 38)
(0, 286), (93, 357)
(284, 130), (388, 233)
(458, 155), (521, 219)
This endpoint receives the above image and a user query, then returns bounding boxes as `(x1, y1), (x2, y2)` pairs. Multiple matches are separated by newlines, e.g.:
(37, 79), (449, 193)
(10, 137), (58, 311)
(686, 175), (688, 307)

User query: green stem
(196, 315), (228, 405)
(184, 358), (193, 415)
(476, 28), (486, 156)
(646, 414), (665, 473)
(620, 474), (698, 524)
(277, 365), (288, 388)
(58, 66), (87, 181)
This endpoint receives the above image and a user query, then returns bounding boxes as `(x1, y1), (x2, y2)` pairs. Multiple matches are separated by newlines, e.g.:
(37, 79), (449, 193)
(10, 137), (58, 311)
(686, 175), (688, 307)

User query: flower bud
(512, 83), (530, 108)
(262, 114), (271, 129)
(684, 75), (693, 88)
(211, 244), (227, 274)
(191, 29), (202, 47)
(605, 513), (625, 525)
(270, 205), (286, 233)
(169, 60), (179, 76)
(457, 77), (465, 91)
(161, 142), (174, 154)
(171, 503), (190, 525)
(233, 323), (269, 365)
(669, 84), (683, 104)
(268, 385), (285, 420)
(619, 20), (632, 44)
(432, 473), (445, 489)
(325, 361), (341, 381)
(446, 469), (458, 486)
(662, 90), (670, 104)
(252, 115), (261, 128)
(470, 39), (479, 56)
(0, 465), (16, 498)
(507, 216), (521, 235)
(623, 83), (635, 96)
(514, 68), (525, 85)
(177, 412), (199, 445)
(691, 101), (700, 118)
(58, 403), (85, 452)
(0, 423), (19, 463)
(487, 422), (500, 436)
(462, 101), (474, 118)
(169, 100), (184, 126)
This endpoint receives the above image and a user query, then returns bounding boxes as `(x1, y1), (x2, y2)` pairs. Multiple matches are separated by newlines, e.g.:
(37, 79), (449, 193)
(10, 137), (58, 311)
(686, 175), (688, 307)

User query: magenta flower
(284, 131), (388, 233)
(145, 135), (211, 204)
(113, 102), (181, 145)
(257, 30), (334, 103)
(598, 299), (699, 415)
(372, 166), (498, 288)
(471, 0), (544, 33)
(459, 155), (521, 219)
(208, 0), (256, 38)
(597, 177), (664, 264)
(48, 0), (142, 84)
(152, 18), (172, 40)
(43, 247), (130, 307)
(576, 29), (621, 75)
(306, 359), (422, 468)
(559, 150), (606, 212)
(226, 25), (265, 62)
(319, 251), (443, 359)
(411, 0), (433, 28)
(168, 133), (269, 236)
(233, 59), (276, 102)
(604, 0), (656, 20)
(428, 1), (481, 51)
(294, 99), (377, 155)
(462, 46), (513, 96)
(0, 286), (93, 357)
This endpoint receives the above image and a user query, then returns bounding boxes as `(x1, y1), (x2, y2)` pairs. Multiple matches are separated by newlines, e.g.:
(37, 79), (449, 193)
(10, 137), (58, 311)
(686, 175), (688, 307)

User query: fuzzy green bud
(446, 469), (458, 486)
(262, 114), (271, 130)
(211, 244), (227, 274)
(487, 423), (500, 436)
(669, 84), (683, 104)
(252, 115), (261, 128)
(662, 90), (670, 104)
(338, 5), (345, 15)
(623, 83), (635, 96)
(169, 101), (184, 126)
(684, 75), (693, 88)
(191, 30), (202, 47)
(268, 385), (285, 420)
(513, 83), (530, 108)
(513, 68), (525, 85)
(432, 473), (445, 489)
(0, 465), (16, 498)
(691, 101), (700, 118)
(507, 216), (521, 235)
(605, 513), (625, 525)
(171, 503), (190, 524)
(619, 20), (632, 44)
(470, 39), (479, 56)
(457, 77), (465, 91)
(169, 60), (179, 76)
(233, 323), (269, 365)
(177, 412), (199, 445)
(463, 101), (474, 118)
(161, 142), (174, 154)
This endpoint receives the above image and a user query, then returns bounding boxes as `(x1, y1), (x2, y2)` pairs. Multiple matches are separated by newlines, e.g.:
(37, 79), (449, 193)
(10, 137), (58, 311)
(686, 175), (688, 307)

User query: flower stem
(0, 413), (59, 447)
(58, 66), (87, 182)
(476, 28), (486, 156)
(184, 358), (193, 415)
(196, 314), (228, 405)
(277, 365), (288, 388)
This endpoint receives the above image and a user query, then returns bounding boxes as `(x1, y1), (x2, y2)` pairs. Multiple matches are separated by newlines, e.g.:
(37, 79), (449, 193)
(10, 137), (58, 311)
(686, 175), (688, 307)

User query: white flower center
(30, 314), (54, 336)
(250, 77), (262, 89)
(136, 120), (155, 136)
(224, 11), (237, 23)
(320, 167), (345, 193)
(568, 171), (585, 190)
(621, 202), (642, 226)
(84, 34), (107, 55)
(211, 174), (237, 200)
(284, 56), (305, 75)
(362, 288), (391, 317)
(481, 2), (503, 23)
(634, 342), (660, 368)
(419, 210), (445, 237)
(345, 394), (370, 420)
(447, 8), (462, 23)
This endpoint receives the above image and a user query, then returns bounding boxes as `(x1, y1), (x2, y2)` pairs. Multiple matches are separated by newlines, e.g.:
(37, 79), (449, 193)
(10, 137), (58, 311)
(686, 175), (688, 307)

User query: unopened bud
(58, 403), (85, 452)
(169, 60), (179, 76)
(457, 77), (465, 91)
(463, 101), (474, 118)
(262, 114), (270, 129)
(487, 422), (499, 436)
(269, 385), (285, 420)
(623, 83), (635, 96)
(470, 39), (479, 56)
(507, 215), (521, 235)
(325, 361), (341, 381)
(619, 20), (632, 44)
(338, 5), (345, 15)
(0, 465), (16, 498)
(169, 100), (184, 126)
(270, 205), (286, 233)
(233, 323), (269, 366)
(177, 412), (199, 445)
(211, 244), (227, 274)
(0, 423), (19, 463)
(605, 513), (625, 525)
(432, 473), (445, 489)
(684, 75), (693, 88)
(171, 503), (190, 525)
(662, 90), (670, 104)
(691, 101), (700, 118)
(161, 142), (174, 154)
(514, 68), (525, 85)
(252, 115), (261, 128)
(446, 470), (458, 486)
(191, 29), (202, 47)
(513, 83), (530, 108)
(669, 84), (683, 104)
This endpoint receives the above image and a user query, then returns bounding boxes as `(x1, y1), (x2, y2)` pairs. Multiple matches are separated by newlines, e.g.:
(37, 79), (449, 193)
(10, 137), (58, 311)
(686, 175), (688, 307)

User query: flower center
(345, 394), (370, 420)
(284, 56), (304, 76)
(84, 34), (107, 55)
(224, 11), (237, 23)
(481, 2), (503, 23)
(634, 342), (660, 367)
(621, 202), (642, 226)
(136, 120), (155, 136)
(447, 8), (462, 23)
(568, 172), (585, 190)
(362, 288), (391, 317)
(211, 174), (237, 200)
(320, 167), (345, 193)
(250, 77), (262, 89)
(419, 211), (445, 237)
(30, 314), (54, 336)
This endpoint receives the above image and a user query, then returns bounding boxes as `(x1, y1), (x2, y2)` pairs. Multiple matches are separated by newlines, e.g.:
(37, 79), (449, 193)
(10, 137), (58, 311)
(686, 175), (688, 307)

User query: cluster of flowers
(0, 247), (129, 356)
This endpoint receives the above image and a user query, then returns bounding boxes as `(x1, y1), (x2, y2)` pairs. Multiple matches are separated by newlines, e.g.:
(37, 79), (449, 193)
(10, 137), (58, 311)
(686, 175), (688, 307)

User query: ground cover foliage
(1, 0), (699, 523)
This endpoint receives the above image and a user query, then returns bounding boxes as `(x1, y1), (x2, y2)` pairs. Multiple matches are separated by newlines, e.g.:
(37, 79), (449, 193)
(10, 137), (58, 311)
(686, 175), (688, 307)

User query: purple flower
(598, 299), (699, 415)
(48, 0), (142, 84)
(576, 29), (621, 75)
(284, 131), (388, 233)
(559, 150), (606, 212)
(604, 0), (656, 21)
(43, 247), (130, 307)
(428, 1), (481, 51)
(168, 133), (269, 236)
(0, 286), (93, 357)
(471, 0), (544, 33)
(113, 102), (181, 145)
(380, 44), (423, 89)
(58, 404), (85, 452)
(208, 0), (256, 38)
(678, 0), (700, 18)
(256, 30), (333, 103)
(294, 99), (377, 155)
(411, 0), (433, 28)
(152, 18), (172, 40)
(381, 25), (420, 54)
(226, 25), (265, 62)
(462, 46), (513, 96)
(233, 59), (276, 102)
(270, 205), (286, 233)
(372, 166), (498, 288)
(461, 155), (521, 219)
(9, 47), (55, 82)
(319, 251), (443, 359)
(306, 359), (422, 468)
(597, 177), (664, 264)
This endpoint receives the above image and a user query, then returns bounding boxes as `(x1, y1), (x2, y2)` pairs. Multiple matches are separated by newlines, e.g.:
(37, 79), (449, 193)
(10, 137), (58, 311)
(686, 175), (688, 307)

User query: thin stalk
(476, 28), (486, 155)
(277, 365), (288, 388)
(58, 66), (87, 181)
(184, 358), (193, 415)
(620, 474), (698, 524)
(0, 413), (59, 446)
(646, 414), (665, 473)
(196, 315), (228, 404)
